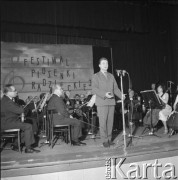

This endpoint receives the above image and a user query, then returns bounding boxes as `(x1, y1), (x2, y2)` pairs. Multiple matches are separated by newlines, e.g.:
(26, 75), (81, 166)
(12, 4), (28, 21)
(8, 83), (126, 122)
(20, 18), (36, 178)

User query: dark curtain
(1, 1), (177, 94)
(111, 33), (174, 94)
(1, 1), (149, 33)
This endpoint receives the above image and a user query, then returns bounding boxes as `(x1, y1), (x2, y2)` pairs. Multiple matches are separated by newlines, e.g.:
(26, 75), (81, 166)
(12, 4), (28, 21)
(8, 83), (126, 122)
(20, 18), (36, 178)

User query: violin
(20, 96), (36, 122)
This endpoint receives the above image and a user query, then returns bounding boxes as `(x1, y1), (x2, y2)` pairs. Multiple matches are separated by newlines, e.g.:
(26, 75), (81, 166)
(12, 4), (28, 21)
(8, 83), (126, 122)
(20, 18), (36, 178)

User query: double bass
(167, 100), (178, 131)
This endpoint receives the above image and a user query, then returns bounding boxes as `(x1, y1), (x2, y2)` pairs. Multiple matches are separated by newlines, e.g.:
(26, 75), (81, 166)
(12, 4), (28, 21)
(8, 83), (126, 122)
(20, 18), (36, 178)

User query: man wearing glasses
(1, 84), (40, 153)
(47, 84), (86, 146)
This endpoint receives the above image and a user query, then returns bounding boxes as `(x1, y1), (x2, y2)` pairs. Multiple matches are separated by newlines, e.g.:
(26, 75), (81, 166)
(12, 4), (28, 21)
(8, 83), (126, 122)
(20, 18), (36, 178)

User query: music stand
(140, 90), (162, 138)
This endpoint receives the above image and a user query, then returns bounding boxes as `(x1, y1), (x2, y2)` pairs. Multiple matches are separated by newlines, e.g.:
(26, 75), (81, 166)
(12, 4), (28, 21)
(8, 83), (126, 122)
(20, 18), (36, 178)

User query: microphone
(167, 81), (174, 84)
(116, 70), (128, 76)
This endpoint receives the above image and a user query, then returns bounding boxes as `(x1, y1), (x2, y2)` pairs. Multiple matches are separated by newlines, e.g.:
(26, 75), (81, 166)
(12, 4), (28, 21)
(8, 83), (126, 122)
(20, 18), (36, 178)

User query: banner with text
(1, 42), (93, 99)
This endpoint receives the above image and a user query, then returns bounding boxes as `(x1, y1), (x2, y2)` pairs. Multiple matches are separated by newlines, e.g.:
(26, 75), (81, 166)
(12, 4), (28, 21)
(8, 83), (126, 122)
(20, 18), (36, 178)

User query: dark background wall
(1, 1), (178, 93)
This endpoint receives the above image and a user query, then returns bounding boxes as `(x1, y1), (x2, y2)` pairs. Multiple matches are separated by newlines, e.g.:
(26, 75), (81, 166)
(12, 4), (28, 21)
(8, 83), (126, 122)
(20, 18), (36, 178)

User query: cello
(167, 97), (178, 133)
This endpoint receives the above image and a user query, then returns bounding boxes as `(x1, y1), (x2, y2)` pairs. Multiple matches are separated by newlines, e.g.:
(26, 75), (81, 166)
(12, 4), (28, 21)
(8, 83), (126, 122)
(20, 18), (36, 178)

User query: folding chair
(47, 110), (71, 149)
(1, 129), (21, 153)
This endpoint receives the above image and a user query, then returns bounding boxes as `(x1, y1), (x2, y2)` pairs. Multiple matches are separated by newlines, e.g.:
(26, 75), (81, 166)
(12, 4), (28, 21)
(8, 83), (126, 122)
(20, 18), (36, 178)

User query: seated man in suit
(1, 84), (40, 153)
(47, 84), (86, 146)
(123, 89), (142, 132)
(24, 96), (40, 135)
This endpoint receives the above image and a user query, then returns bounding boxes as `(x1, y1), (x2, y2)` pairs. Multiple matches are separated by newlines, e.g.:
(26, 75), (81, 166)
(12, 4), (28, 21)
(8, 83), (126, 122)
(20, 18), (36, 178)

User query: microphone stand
(126, 72), (142, 146)
(115, 70), (127, 153)
(127, 96), (142, 146)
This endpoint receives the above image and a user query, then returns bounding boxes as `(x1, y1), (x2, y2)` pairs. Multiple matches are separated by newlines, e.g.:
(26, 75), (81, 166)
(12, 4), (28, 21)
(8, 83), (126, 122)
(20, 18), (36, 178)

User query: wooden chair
(1, 129), (21, 153)
(47, 110), (71, 149)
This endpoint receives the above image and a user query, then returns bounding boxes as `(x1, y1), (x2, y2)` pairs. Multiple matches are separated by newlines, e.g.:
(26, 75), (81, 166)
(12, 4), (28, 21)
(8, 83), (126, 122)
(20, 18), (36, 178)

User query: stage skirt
(159, 104), (172, 121)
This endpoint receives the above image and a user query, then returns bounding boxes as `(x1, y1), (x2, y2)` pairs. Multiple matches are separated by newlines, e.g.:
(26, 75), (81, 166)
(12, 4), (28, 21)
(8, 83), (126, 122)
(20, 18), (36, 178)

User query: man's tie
(34, 102), (37, 110)
(104, 72), (107, 79)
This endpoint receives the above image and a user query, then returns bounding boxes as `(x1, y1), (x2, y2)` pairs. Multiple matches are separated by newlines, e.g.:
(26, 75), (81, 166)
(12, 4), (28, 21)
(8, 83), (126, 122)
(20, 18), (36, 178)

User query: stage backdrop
(1, 42), (93, 100)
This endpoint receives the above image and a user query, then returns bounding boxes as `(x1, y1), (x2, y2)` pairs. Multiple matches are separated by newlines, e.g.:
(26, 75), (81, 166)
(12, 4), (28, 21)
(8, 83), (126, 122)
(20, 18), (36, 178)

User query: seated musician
(85, 91), (94, 107)
(14, 94), (26, 106)
(68, 93), (86, 133)
(24, 96), (40, 135)
(63, 91), (74, 111)
(157, 84), (172, 134)
(37, 93), (48, 131)
(124, 89), (142, 128)
(80, 94), (85, 104)
(80, 93), (96, 134)
(47, 84), (86, 146)
(167, 94), (178, 135)
(85, 94), (98, 135)
(74, 94), (81, 108)
(151, 83), (156, 90)
(1, 84), (40, 153)
(72, 94), (83, 118)
(173, 94), (178, 111)
(25, 95), (33, 104)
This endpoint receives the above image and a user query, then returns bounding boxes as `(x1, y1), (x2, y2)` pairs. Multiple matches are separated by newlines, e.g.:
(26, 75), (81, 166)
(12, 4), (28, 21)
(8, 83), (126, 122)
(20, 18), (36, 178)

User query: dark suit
(124, 97), (142, 127)
(92, 71), (122, 142)
(24, 101), (39, 133)
(47, 94), (82, 142)
(1, 95), (35, 148)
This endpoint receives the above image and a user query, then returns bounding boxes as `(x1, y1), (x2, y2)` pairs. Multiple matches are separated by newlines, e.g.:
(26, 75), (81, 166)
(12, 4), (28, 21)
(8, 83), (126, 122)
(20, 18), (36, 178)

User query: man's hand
(32, 109), (36, 113)
(105, 92), (113, 99)
(122, 94), (126, 100)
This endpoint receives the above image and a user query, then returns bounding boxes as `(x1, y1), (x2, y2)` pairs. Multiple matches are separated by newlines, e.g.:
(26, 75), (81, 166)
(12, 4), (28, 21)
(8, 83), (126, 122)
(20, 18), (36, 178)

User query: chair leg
(50, 129), (52, 148)
(17, 131), (21, 153)
(66, 127), (68, 144)
(65, 131), (68, 144)
(0, 138), (8, 152)
(68, 125), (71, 145)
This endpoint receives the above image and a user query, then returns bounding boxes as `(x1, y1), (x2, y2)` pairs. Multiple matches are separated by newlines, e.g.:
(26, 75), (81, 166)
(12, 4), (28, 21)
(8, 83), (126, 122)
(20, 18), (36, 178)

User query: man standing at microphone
(92, 57), (124, 147)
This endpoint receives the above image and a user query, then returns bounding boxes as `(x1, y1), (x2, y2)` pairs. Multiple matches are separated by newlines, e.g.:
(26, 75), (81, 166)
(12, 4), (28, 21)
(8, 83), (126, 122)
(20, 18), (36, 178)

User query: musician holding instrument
(47, 84), (86, 146)
(151, 83), (156, 90)
(24, 96), (40, 135)
(72, 94), (85, 121)
(124, 89), (142, 128)
(173, 94), (178, 111)
(1, 84), (40, 153)
(167, 94), (178, 136)
(63, 91), (71, 106)
(14, 94), (26, 106)
(157, 84), (172, 134)
(74, 94), (81, 108)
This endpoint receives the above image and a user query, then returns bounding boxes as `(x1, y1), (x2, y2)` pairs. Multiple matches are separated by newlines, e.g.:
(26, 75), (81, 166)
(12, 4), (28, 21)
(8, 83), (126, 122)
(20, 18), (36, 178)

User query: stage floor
(1, 125), (178, 178)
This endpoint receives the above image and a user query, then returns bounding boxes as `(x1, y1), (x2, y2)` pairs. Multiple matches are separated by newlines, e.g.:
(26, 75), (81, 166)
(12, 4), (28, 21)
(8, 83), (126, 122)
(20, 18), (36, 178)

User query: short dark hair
(74, 94), (80, 98)
(40, 93), (46, 100)
(3, 84), (13, 94)
(156, 83), (166, 93)
(99, 57), (108, 64)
